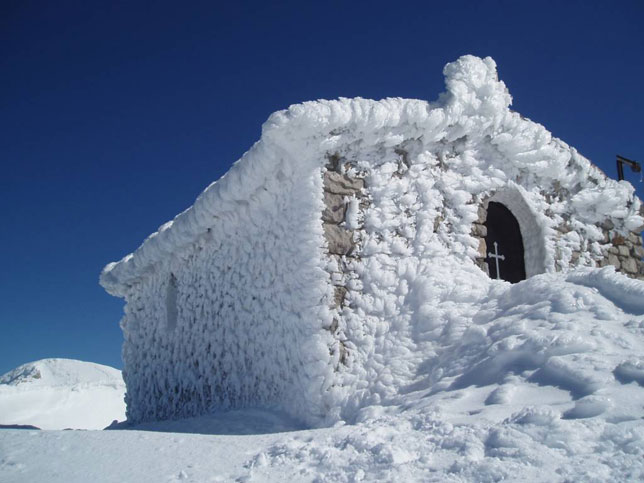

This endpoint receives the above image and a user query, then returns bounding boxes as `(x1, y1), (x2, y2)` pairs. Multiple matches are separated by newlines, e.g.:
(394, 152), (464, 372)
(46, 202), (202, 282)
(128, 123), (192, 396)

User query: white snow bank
(239, 269), (644, 479)
(566, 266), (644, 314)
(332, 262), (644, 417)
(0, 359), (125, 430)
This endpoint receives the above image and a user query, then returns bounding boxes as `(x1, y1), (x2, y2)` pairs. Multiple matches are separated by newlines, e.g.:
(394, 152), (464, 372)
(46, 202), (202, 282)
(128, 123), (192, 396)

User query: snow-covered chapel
(101, 56), (644, 426)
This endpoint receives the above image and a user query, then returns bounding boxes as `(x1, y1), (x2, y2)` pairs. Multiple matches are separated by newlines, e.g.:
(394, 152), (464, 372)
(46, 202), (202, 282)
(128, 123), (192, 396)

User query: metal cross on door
(484, 202), (526, 283)
(488, 241), (505, 280)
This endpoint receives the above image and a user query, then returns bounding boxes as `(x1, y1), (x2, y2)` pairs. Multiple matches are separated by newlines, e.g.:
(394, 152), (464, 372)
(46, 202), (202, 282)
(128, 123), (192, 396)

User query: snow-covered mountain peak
(0, 358), (123, 388)
(0, 359), (125, 430)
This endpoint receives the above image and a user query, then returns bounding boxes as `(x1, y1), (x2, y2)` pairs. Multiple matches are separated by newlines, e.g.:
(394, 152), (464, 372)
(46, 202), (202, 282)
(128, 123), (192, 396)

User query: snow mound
(240, 270), (644, 480)
(0, 359), (125, 430)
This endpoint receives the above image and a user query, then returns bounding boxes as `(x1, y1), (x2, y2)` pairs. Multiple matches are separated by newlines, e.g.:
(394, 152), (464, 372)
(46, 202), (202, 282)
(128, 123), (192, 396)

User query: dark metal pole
(616, 155), (641, 181)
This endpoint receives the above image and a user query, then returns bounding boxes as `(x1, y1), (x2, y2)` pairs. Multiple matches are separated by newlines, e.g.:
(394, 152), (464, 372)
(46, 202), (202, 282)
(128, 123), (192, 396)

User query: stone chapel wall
(324, 147), (644, 291)
(472, 198), (644, 281)
(321, 154), (366, 366)
(596, 218), (644, 279)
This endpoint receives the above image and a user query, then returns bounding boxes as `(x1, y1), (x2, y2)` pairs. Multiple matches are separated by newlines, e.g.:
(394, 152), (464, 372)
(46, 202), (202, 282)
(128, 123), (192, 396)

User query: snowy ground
(1, 402), (642, 482)
(2, 268), (644, 482)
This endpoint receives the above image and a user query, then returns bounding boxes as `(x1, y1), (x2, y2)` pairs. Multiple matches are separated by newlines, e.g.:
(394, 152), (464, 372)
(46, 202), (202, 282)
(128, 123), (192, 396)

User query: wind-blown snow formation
(100, 55), (643, 427)
(0, 359), (125, 430)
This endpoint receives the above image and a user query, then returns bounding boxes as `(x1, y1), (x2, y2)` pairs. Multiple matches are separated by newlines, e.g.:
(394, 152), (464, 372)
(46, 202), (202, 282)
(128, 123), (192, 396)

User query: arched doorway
(484, 202), (526, 283)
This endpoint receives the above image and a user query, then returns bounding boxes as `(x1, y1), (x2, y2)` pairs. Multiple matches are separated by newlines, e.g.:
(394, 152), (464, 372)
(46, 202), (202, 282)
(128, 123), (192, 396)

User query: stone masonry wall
(321, 154), (366, 365)
(472, 201), (490, 276)
(471, 200), (644, 281)
(322, 155), (643, 287)
(597, 227), (644, 279)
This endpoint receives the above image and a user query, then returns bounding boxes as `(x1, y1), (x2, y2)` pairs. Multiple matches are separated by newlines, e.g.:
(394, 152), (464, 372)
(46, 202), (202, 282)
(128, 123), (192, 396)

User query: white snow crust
(0, 359), (125, 430)
(99, 55), (643, 426)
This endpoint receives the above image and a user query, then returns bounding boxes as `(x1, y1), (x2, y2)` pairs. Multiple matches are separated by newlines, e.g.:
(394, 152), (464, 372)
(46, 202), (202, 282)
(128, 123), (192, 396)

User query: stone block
(477, 205), (487, 223)
(618, 245), (630, 257)
(607, 254), (621, 269)
(322, 192), (346, 224)
(628, 232), (642, 245)
(608, 246), (619, 255)
(612, 235), (626, 246)
(472, 223), (487, 237)
(338, 340), (348, 365)
(324, 223), (355, 255)
(634, 245), (644, 258)
(477, 238), (487, 259)
(601, 231), (610, 244)
(433, 215), (444, 233)
(621, 257), (638, 274)
(601, 219), (615, 231)
(324, 171), (364, 195)
(557, 224), (572, 234)
(333, 286), (347, 308)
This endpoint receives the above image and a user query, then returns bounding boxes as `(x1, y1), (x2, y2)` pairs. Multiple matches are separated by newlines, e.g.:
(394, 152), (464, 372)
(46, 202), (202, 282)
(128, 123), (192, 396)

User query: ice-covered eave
(100, 55), (641, 298)
(100, 137), (284, 297)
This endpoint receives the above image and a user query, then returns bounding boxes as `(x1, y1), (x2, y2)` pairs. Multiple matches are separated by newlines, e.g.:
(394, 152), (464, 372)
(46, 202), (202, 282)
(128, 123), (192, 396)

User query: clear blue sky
(1, 1), (643, 375)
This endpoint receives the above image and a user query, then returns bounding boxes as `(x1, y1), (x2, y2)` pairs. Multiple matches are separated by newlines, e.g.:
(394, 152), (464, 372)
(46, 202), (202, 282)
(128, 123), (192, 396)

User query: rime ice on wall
(111, 156), (337, 425)
(102, 55), (644, 426)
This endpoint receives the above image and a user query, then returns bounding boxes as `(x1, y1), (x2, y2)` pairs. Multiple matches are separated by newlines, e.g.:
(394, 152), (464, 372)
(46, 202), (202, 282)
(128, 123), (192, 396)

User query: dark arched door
(484, 202), (526, 283)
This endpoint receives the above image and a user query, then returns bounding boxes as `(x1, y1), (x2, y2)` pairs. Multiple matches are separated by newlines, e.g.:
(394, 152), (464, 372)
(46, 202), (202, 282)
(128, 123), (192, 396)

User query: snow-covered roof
(100, 55), (642, 297)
